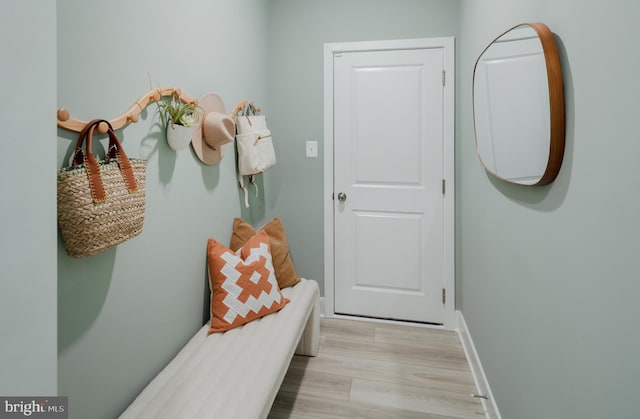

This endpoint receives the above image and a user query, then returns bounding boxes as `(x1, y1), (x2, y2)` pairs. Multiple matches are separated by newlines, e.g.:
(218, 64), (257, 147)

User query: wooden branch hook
(57, 87), (197, 134)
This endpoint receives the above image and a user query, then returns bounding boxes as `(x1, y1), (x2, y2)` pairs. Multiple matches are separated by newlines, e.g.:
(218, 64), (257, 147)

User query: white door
(327, 39), (454, 325)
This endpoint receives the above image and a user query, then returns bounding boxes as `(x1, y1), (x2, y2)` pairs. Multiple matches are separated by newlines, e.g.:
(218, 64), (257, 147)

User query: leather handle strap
(72, 119), (102, 166)
(83, 123), (107, 203)
(72, 119), (138, 203)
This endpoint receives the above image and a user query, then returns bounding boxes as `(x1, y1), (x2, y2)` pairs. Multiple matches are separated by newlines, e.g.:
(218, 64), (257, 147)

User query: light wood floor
(268, 318), (485, 419)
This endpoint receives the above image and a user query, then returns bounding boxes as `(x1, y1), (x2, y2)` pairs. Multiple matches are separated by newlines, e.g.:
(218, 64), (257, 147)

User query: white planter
(166, 123), (192, 150)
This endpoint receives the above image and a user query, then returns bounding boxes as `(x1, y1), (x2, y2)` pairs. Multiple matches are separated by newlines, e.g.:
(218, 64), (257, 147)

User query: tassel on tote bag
(57, 119), (146, 258)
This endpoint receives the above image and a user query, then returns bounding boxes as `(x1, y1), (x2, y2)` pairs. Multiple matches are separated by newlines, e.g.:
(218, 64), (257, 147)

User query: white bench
(119, 278), (320, 419)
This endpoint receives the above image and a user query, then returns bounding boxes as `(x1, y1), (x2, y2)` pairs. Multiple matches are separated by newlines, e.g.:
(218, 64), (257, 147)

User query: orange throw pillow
(230, 217), (301, 289)
(207, 230), (289, 334)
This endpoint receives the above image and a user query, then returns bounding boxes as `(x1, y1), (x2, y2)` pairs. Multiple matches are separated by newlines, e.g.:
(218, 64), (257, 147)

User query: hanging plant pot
(166, 122), (192, 150)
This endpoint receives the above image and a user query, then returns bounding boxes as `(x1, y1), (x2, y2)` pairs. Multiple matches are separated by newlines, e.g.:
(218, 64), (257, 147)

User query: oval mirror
(473, 22), (565, 185)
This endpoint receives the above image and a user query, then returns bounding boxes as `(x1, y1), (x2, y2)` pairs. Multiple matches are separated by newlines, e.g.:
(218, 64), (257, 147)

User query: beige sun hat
(191, 93), (235, 165)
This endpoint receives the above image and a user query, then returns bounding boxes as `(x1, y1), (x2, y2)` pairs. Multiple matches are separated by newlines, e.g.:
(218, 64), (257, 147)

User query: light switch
(306, 140), (318, 158)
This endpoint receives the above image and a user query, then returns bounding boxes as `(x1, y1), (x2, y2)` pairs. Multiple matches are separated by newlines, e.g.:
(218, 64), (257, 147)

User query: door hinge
(442, 288), (446, 305)
(442, 70), (446, 87)
(442, 179), (445, 195)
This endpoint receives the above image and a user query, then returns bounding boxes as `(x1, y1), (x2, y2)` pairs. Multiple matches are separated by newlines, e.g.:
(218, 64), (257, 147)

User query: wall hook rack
(57, 87), (197, 134)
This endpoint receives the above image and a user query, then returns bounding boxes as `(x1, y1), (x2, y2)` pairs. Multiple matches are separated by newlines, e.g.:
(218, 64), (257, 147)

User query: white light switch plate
(306, 140), (318, 158)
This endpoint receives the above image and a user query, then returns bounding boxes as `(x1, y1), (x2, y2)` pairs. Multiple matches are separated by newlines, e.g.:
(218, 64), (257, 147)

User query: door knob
(337, 192), (347, 202)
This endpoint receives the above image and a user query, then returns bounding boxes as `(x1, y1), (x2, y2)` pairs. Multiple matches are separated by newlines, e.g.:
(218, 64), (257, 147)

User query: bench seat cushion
(119, 278), (319, 419)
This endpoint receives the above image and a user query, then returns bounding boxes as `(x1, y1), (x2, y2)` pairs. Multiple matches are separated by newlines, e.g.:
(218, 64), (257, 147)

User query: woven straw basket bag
(57, 119), (146, 258)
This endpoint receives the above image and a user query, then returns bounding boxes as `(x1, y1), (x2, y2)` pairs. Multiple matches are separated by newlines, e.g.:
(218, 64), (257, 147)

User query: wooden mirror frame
(472, 22), (565, 185)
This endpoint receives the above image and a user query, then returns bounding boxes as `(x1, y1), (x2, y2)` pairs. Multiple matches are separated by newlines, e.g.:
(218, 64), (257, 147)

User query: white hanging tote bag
(234, 101), (276, 207)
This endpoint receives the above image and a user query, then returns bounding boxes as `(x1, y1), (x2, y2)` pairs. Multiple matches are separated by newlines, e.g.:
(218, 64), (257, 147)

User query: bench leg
(295, 293), (320, 356)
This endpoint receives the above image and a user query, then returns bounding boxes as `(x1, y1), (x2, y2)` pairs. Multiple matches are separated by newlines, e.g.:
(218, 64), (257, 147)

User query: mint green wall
(55, 2), (460, 416)
(56, 1), (267, 418)
(0, 0), (57, 396)
(14, 1), (634, 418)
(265, 0), (461, 295)
(457, 1), (640, 418)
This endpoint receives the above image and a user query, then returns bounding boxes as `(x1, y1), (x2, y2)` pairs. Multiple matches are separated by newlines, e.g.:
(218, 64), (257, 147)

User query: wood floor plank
(321, 336), (471, 371)
(269, 391), (465, 419)
(319, 317), (377, 343)
(287, 352), (476, 394)
(269, 318), (485, 419)
(350, 378), (483, 419)
(279, 364), (352, 401)
(374, 325), (463, 349)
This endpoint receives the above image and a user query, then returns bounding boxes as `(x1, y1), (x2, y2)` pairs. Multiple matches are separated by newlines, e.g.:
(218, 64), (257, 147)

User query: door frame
(323, 37), (456, 330)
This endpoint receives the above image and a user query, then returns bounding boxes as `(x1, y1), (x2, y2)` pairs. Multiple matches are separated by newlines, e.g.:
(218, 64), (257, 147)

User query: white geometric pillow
(207, 229), (289, 334)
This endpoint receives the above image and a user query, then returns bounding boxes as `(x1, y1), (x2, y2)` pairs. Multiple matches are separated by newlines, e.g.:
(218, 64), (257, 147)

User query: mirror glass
(473, 23), (565, 185)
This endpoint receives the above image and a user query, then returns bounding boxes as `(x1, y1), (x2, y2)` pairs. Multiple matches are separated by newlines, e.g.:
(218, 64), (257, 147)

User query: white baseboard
(319, 297), (326, 317)
(456, 311), (502, 419)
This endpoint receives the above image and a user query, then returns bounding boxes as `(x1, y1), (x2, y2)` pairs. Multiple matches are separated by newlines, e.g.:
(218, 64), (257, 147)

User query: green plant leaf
(156, 90), (202, 127)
